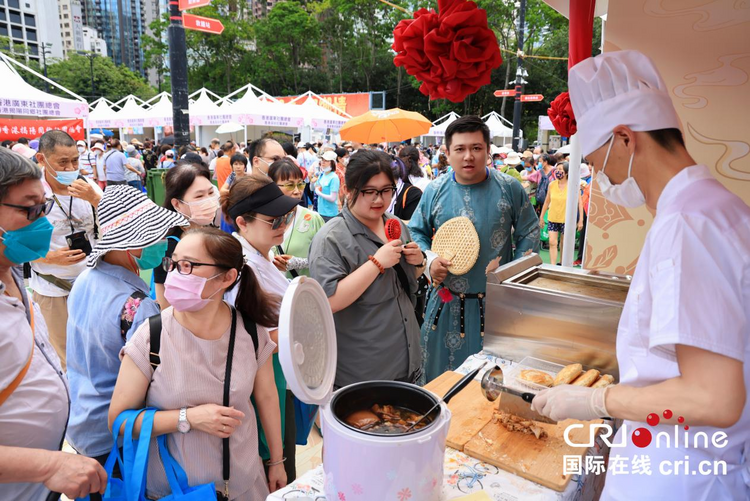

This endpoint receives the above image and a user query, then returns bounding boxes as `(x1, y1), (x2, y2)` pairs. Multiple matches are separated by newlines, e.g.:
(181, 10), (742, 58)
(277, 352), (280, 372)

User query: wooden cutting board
(463, 412), (603, 491)
(426, 371), (603, 492)
(423, 371), (495, 450)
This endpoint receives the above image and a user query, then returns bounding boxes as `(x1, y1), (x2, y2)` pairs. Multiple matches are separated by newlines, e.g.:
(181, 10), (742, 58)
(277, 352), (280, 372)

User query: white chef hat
(568, 50), (682, 157)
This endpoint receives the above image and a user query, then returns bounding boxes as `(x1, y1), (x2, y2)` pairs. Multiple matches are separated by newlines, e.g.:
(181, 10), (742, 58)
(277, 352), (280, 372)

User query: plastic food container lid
(278, 276), (338, 406)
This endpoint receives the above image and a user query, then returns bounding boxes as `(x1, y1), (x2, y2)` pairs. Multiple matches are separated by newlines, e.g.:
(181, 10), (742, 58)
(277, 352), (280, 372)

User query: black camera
(66, 231), (92, 255)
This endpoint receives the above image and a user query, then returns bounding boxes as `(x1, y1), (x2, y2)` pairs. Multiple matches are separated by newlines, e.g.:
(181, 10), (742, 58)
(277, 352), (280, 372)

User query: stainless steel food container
(483, 254), (631, 379)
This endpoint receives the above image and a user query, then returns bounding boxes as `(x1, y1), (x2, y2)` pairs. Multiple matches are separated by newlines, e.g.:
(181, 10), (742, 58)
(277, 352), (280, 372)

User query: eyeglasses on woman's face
(358, 186), (397, 202)
(247, 209), (295, 230)
(277, 181), (306, 191)
(162, 256), (230, 275)
(0, 199), (55, 221)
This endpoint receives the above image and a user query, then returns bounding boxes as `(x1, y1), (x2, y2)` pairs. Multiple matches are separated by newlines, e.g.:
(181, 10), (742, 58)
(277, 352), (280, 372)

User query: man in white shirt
(91, 141), (106, 189)
(76, 140), (96, 179)
(531, 50), (750, 500)
(31, 130), (102, 370)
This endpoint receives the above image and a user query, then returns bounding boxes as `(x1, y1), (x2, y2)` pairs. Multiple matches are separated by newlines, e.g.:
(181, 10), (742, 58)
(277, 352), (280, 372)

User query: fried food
(571, 369), (600, 387)
(553, 363), (583, 386)
(591, 374), (615, 388)
(519, 369), (554, 387)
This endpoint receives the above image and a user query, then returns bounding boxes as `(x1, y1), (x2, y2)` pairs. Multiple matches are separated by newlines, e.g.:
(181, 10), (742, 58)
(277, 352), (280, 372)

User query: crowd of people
(1, 117), (591, 500)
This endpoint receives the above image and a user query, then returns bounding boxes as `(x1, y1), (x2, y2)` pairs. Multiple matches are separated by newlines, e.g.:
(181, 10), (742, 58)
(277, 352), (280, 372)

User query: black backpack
(143, 149), (159, 171)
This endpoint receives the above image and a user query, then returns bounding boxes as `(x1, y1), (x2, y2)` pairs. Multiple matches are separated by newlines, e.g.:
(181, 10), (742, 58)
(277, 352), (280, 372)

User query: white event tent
(421, 112), (460, 145)
(0, 53), (89, 139)
(483, 111), (514, 145)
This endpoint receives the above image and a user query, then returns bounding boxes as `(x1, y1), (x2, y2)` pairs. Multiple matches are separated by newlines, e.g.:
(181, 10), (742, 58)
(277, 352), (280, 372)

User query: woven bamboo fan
(431, 216), (480, 275)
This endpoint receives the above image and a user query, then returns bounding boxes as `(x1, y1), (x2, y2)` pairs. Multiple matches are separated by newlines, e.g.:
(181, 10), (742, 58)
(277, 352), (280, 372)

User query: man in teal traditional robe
(409, 116), (540, 382)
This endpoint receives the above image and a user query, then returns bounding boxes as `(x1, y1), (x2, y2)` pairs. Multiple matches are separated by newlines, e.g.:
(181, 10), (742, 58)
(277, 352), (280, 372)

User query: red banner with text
(0, 118), (85, 141)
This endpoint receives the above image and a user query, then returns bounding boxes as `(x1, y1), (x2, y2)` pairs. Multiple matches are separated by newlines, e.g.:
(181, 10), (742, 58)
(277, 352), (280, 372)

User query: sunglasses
(0, 199), (55, 221)
(248, 210), (295, 230)
(277, 181), (306, 191)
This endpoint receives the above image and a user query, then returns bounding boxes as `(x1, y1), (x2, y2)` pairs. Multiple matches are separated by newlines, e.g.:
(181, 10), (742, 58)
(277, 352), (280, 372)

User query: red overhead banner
(0, 118), (85, 141)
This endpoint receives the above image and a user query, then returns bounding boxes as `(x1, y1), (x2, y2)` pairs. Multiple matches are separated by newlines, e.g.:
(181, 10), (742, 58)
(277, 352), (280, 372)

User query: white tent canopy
(426, 111), (461, 137)
(111, 96), (148, 128)
(483, 111), (514, 142)
(189, 89), (229, 126)
(144, 93), (174, 127)
(227, 87), (306, 129)
(88, 100), (118, 128)
(288, 92), (350, 130)
(0, 54), (88, 119)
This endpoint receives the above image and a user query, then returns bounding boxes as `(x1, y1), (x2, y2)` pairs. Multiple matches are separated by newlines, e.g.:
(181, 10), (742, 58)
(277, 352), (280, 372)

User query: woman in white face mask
(153, 161), (220, 309)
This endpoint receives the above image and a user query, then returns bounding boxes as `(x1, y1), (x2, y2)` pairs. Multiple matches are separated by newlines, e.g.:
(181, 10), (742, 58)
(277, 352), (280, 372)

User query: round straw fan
(431, 216), (480, 276)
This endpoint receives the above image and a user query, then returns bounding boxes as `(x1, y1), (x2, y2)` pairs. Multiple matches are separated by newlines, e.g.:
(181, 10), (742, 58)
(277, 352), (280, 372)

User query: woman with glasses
(109, 227), (286, 499)
(153, 161), (221, 309)
(309, 150), (425, 388)
(221, 172), (300, 483)
(66, 186), (188, 500)
(267, 158), (324, 278)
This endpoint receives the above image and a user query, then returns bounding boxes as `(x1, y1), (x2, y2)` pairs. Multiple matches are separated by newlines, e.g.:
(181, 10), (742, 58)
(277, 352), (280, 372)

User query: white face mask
(595, 135), (646, 208)
(77, 146), (85, 153)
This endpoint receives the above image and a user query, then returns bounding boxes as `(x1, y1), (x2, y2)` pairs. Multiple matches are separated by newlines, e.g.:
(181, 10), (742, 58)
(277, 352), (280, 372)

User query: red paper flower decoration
(392, 0), (502, 103)
(548, 92), (577, 137)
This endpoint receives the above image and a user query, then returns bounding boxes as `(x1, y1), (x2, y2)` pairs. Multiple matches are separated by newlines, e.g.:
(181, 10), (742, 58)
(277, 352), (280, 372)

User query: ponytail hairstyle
(183, 226), (280, 327)
(398, 145), (423, 178)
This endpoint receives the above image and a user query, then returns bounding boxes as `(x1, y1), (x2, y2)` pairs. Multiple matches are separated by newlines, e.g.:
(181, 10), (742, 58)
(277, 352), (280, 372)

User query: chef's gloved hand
(531, 385), (612, 422)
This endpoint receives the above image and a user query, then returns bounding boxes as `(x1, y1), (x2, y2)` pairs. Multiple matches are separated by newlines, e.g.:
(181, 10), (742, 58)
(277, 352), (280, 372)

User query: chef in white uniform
(531, 50), (750, 500)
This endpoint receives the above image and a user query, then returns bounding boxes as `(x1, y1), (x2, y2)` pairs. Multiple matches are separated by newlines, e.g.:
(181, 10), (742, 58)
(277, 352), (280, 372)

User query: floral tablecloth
(267, 351), (613, 501)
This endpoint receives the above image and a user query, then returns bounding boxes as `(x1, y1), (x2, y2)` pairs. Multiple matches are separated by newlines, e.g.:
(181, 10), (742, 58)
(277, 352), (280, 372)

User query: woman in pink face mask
(109, 227), (287, 499)
(153, 161), (221, 308)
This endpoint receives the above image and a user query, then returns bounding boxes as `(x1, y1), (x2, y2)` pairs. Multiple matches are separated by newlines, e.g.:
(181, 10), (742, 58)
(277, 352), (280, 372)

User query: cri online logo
(564, 409), (729, 449)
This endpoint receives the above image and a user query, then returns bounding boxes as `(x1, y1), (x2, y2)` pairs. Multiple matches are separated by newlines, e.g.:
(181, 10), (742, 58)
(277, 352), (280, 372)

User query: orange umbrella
(340, 108), (432, 143)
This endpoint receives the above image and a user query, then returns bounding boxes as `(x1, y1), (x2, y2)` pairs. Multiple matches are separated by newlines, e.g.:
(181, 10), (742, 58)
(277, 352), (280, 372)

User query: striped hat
(87, 185), (189, 267)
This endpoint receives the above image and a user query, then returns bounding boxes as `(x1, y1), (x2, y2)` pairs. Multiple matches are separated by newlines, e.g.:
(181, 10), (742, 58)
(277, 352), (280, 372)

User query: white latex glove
(531, 385), (612, 422)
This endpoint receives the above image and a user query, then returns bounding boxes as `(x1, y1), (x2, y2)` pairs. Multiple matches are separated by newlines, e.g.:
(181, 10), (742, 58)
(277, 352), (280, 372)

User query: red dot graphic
(678, 416), (685, 424)
(632, 428), (652, 448)
(663, 409), (673, 419)
(684, 426), (690, 431)
(647, 413), (660, 426)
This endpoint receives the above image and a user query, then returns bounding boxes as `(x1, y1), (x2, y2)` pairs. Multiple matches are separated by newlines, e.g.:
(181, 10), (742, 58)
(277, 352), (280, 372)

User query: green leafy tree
(142, 13), (171, 92)
(46, 53), (156, 101)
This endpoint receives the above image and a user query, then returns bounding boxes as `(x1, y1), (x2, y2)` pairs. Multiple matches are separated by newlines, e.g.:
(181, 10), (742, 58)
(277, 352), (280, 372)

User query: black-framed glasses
(162, 256), (229, 275)
(248, 210), (295, 230)
(0, 199), (55, 221)
(359, 186), (397, 201)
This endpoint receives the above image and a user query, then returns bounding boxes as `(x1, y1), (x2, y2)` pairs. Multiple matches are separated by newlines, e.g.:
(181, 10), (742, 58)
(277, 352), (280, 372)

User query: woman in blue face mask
(64, 185), (188, 487)
(0, 148), (111, 501)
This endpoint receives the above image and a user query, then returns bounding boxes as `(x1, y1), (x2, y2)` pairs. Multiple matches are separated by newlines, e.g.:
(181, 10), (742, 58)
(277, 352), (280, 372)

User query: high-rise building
(57, 0), (85, 57)
(251, 0), (278, 18)
(142, 0), (159, 86)
(0, 0), (63, 64)
(82, 25), (106, 56)
(80, 0), (146, 75)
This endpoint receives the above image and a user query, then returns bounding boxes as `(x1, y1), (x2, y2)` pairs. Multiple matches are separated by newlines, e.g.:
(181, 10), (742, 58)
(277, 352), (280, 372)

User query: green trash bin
(146, 169), (170, 206)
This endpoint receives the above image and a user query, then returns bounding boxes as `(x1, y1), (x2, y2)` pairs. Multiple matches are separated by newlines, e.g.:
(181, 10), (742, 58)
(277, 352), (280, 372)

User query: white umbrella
(216, 121), (245, 134)
(556, 144), (572, 155)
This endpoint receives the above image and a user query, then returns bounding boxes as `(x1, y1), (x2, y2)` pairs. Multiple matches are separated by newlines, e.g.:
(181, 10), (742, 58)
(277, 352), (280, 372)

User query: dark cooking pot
(330, 380), (442, 437)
